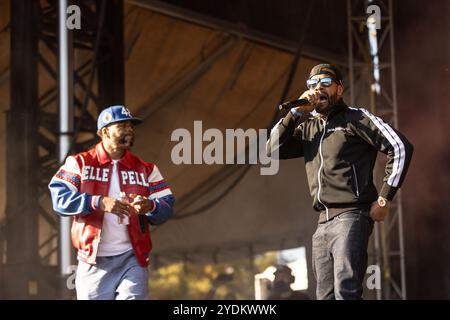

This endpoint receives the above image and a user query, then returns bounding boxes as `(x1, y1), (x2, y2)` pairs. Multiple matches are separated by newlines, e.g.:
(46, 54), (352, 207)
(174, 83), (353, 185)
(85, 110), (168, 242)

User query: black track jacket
(266, 101), (413, 222)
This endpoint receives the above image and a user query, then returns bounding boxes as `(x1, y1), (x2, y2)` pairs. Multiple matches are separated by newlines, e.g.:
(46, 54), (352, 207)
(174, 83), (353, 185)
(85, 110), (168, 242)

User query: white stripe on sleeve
(350, 107), (406, 187)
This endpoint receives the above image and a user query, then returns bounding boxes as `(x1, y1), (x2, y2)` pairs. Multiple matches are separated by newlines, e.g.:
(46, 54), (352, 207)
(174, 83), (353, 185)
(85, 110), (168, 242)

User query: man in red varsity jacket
(49, 105), (174, 300)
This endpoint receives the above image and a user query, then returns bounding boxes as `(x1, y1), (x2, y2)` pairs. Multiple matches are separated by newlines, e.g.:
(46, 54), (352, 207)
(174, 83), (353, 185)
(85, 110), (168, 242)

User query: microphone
(278, 98), (310, 110)
(118, 135), (134, 147)
(119, 136), (127, 145)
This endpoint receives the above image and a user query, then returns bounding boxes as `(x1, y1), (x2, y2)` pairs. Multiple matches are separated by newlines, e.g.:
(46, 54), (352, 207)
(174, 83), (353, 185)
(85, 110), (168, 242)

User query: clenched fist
(369, 200), (390, 222)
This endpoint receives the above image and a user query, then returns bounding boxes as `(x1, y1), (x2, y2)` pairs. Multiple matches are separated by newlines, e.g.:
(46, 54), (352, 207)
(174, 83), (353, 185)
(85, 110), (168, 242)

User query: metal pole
(366, 0), (384, 299)
(346, 0), (355, 106)
(388, 0), (406, 300)
(58, 0), (73, 278)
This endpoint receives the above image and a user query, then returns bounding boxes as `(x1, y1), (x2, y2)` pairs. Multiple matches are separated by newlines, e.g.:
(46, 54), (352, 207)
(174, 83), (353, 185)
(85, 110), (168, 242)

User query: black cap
(309, 63), (343, 83)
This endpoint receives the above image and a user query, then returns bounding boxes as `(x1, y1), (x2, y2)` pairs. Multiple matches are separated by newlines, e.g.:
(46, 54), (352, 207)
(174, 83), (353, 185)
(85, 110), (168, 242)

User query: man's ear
(337, 83), (344, 96)
(98, 127), (109, 139)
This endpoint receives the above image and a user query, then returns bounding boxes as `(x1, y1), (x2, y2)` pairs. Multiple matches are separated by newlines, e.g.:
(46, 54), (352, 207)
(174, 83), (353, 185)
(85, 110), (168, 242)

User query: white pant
(75, 250), (149, 300)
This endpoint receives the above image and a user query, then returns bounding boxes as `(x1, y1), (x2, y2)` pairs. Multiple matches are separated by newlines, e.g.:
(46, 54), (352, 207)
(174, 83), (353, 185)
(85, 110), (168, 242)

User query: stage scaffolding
(0, 0), (124, 299)
(347, 0), (406, 300)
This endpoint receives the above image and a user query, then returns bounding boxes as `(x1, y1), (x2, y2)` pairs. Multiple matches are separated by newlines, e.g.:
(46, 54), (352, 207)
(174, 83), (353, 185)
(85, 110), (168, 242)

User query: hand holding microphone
(278, 91), (322, 113)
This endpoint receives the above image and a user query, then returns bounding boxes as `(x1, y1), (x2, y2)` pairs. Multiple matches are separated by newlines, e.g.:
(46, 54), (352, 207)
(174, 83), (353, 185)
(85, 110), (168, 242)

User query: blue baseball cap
(97, 105), (142, 131)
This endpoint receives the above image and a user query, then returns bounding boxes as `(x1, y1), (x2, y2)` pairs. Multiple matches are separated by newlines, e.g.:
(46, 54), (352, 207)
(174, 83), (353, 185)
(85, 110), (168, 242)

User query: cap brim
(112, 118), (142, 126)
(130, 118), (142, 125)
(98, 117), (143, 131)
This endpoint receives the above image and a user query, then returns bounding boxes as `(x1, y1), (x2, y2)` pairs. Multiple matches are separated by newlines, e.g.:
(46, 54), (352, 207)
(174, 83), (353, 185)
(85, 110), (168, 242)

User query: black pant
(312, 209), (374, 300)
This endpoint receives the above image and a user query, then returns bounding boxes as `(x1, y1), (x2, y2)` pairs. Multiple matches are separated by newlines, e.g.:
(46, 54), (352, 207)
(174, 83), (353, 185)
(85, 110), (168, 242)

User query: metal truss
(1, 0), (123, 298)
(347, 0), (406, 300)
(38, 0), (106, 269)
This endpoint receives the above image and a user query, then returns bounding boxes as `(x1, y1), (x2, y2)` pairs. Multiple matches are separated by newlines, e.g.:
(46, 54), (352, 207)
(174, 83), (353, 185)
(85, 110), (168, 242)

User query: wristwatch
(377, 196), (388, 207)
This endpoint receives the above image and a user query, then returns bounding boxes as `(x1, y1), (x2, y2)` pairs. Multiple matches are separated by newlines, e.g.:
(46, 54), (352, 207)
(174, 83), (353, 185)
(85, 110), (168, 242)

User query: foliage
(148, 251), (278, 300)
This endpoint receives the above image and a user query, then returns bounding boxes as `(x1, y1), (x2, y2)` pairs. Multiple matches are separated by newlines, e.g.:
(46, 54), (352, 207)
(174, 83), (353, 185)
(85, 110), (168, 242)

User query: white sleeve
(52, 156), (82, 191)
(147, 165), (173, 200)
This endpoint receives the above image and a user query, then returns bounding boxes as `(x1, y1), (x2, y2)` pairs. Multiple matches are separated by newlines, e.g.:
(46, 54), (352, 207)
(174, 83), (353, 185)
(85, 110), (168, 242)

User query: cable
(154, 2), (315, 224)
(270, 0), (315, 127)
(172, 165), (251, 220)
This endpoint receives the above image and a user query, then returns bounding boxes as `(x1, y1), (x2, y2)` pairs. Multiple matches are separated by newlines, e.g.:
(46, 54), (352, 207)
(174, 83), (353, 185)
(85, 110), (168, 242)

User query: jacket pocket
(351, 164), (360, 198)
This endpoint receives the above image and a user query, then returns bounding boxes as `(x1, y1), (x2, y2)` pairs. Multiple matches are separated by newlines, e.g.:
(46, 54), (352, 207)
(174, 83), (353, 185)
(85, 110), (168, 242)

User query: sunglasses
(306, 77), (337, 89)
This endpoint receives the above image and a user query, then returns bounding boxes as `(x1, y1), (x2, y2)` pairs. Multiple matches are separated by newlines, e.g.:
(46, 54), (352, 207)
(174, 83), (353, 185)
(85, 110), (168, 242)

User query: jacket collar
(95, 142), (135, 169)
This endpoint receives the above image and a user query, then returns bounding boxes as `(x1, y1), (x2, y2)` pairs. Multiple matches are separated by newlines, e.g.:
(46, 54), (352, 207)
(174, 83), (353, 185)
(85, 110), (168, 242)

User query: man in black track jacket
(266, 63), (413, 300)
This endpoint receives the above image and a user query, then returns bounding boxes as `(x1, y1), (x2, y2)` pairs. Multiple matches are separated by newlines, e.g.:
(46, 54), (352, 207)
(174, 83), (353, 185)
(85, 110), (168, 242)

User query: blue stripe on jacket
(148, 181), (169, 192)
(146, 195), (175, 225)
(48, 179), (94, 216)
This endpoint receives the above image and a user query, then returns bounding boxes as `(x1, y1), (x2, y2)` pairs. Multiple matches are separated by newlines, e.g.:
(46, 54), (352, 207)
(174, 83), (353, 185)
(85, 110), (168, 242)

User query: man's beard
(315, 92), (339, 115)
(118, 134), (134, 148)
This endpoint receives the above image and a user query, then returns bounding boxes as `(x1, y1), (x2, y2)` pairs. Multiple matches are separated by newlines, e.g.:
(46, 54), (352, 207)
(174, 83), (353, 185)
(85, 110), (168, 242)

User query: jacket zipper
(352, 164), (360, 198)
(317, 118), (329, 221)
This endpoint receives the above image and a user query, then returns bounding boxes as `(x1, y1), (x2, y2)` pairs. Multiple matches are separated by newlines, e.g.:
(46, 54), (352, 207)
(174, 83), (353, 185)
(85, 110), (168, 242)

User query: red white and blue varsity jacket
(48, 142), (174, 267)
